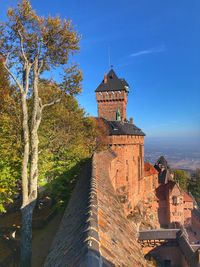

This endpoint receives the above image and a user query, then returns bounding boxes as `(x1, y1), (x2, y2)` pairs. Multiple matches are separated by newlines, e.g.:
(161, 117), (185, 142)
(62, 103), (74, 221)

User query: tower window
(172, 196), (178, 205)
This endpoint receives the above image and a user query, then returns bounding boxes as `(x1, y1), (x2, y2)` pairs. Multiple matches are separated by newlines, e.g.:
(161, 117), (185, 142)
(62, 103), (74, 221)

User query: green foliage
(174, 169), (189, 191)
(37, 81), (97, 202)
(0, 62), (21, 212)
(0, 0), (103, 213)
(0, 159), (20, 212)
(45, 160), (86, 209)
(0, 75), (99, 212)
(188, 169), (200, 204)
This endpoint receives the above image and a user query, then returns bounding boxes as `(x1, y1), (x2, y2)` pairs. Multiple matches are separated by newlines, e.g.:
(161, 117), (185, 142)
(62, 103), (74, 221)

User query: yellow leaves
(0, 188), (7, 193)
(7, 8), (14, 18)
(47, 16), (62, 28)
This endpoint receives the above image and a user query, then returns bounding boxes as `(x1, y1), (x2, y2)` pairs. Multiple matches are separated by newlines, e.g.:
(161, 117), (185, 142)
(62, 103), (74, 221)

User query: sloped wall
(44, 154), (148, 267)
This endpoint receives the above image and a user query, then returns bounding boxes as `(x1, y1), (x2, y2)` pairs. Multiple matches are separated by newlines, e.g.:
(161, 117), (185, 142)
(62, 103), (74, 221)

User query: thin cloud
(130, 45), (166, 57)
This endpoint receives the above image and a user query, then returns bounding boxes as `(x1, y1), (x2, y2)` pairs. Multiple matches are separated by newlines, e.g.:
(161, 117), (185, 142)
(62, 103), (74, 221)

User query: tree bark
(29, 59), (40, 200)
(20, 201), (35, 267)
(20, 59), (42, 267)
(21, 92), (29, 206)
(20, 66), (32, 267)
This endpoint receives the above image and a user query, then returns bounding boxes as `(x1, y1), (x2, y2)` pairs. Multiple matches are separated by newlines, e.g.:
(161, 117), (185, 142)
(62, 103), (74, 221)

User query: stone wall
(44, 154), (148, 267)
(192, 209), (200, 240)
(168, 184), (185, 227)
(107, 135), (145, 213)
(96, 91), (127, 121)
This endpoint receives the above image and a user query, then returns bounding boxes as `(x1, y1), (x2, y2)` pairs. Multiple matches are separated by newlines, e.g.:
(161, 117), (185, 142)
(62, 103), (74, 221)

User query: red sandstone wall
(184, 202), (193, 225)
(106, 135), (146, 214)
(168, 186), (184, 227)
(142, 173), (159, 225)
(96, 91), (127, 121)
(103, 135), (161, 218)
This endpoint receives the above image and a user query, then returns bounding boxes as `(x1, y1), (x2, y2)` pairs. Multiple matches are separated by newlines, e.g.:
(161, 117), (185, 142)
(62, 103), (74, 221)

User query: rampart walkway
(44, 152), (146, 267)
(139, 229), (179, 241)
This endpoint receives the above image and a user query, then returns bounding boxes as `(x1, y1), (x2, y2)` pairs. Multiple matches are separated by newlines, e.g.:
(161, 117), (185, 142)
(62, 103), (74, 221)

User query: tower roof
(95, 69), (129, 93)
(155, 156), (170, 169)
(97, 118), (145, 136)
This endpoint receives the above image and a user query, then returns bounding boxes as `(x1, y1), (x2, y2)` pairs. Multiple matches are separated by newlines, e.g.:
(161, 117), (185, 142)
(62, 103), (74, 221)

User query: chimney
(129, 117), (134, 124)
(104, 73), (107, 83)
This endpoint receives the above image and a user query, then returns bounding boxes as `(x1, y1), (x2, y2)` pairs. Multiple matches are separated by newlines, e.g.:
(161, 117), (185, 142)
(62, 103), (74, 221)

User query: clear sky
(1, 0), (200, 139)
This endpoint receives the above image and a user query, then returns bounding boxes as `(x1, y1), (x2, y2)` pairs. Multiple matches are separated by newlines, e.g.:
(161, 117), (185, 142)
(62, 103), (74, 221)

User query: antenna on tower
(108, 46), (113, 69)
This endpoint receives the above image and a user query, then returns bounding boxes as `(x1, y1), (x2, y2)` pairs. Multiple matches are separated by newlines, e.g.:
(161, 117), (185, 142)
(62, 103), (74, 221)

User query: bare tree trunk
(20, 90), (32, 267)
(20, 60), (42, 267)
(29, 59), (40, 200)
(21, 92), (29, 206)
(20, 202), (35, 267)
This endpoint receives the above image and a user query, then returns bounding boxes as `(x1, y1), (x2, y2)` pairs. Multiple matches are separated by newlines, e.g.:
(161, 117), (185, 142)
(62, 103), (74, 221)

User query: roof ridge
(81, 155), (102, 266)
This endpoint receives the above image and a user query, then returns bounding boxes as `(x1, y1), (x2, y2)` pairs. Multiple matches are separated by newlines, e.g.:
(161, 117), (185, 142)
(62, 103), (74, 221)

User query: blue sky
(1, 0), (200, 139)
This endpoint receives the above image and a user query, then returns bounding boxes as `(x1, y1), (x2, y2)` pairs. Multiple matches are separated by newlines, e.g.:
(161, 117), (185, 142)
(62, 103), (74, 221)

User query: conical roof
(155, 156), (170, 169)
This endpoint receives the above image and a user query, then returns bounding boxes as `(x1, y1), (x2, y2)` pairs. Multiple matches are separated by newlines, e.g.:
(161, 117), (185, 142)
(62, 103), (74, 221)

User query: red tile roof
(144, 162), (158, 176)
(183, 192), (193, 202)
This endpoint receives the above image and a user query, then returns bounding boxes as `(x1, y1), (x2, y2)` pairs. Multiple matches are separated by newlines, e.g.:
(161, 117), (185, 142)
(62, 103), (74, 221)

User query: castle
(95, 68), (194, 228)
(44, 69), (200, 267)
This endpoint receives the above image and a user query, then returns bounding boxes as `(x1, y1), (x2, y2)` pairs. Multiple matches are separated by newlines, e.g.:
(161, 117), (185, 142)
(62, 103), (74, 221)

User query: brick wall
(168, 185), (185, 227)
(96, 91), (127, 121)
(107, 135), (145, 213)
(184, 201), (193, 225)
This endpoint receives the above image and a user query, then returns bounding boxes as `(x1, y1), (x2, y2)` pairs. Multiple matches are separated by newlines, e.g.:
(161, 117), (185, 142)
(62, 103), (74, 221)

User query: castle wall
(107, 135), (145, 212)
(184, 201), (193, 226)
(157, 200), (169, 227)
(106, 135), (161, 220)
(168, 186), (185, 227)
(142, 172), (160, 227)
(44, 155), (147, 267)
(96, 91), (127, 121)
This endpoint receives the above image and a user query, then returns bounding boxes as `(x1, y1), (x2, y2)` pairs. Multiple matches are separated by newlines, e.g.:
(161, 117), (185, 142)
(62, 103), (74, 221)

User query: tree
(0, 1), (81, 266)
(174, 169), (189, 191)
(37, 80), (97, 186)
(188, 169), (200, 204)
(0, 61), (21, 212)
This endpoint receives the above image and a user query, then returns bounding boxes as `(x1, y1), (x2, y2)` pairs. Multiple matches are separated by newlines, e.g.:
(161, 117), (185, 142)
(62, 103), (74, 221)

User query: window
(172, 196), (178, 205)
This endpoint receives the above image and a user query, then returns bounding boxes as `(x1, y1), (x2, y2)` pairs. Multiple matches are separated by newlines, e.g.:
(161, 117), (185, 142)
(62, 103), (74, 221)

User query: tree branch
(24, 64), (31, 94)
(18, 30), (28, 63)
(3, 56), (23, 94)
(38, 59), (44, 74)
(41, 98), (61, 111)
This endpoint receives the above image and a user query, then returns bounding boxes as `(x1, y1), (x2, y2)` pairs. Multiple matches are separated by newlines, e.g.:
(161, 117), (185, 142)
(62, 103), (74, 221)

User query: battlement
(95, 69), (129, 121)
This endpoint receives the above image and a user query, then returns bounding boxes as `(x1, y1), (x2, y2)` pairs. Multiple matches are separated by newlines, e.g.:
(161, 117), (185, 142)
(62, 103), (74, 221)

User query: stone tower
(95, 69), (146, 213)
(95, 69), (129, 121)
